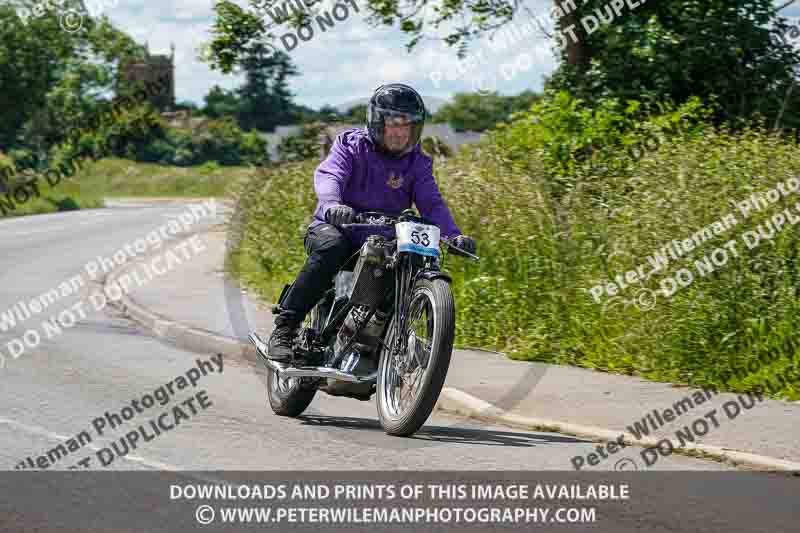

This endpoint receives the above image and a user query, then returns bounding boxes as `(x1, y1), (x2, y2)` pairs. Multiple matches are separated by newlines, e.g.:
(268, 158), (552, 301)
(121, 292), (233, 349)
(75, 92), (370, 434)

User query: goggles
(371, 106), (425, 124)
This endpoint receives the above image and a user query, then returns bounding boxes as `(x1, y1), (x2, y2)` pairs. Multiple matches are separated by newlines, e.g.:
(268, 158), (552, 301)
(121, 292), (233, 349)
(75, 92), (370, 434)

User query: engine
(347, 235), (393, 308)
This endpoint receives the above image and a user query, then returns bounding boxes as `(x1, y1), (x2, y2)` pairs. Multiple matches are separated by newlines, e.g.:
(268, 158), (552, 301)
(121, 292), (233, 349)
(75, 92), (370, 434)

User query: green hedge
(227, 93), (800, 400)
(50, 106), (268, 170)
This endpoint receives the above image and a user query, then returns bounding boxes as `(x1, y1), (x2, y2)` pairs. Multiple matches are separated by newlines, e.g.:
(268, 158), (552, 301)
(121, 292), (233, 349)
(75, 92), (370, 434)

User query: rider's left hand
(451, 234), (476, 256)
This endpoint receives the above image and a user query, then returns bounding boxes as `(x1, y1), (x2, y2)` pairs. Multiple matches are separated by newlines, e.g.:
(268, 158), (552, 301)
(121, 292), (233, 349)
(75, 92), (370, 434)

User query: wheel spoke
(390, 294), (434, 415)
(379, 281), (448, 424)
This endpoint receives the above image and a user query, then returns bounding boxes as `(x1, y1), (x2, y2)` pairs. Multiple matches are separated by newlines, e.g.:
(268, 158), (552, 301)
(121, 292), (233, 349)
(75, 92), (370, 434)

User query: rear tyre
(376, 278), (455, 436)
(265, 303), (325, 417)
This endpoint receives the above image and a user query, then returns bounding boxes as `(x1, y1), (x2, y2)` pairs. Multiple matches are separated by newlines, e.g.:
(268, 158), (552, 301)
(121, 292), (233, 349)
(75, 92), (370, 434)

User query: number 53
(411, 231), (430, 246)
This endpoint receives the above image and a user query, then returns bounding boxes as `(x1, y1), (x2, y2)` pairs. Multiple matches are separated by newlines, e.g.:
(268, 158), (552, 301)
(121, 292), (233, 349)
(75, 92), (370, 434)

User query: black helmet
(367, 83), (426, 158)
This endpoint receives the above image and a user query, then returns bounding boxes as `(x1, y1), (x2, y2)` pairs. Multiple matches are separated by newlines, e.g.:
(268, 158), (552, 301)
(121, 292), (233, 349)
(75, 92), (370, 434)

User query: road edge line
(103, 229), (799, 473)
(435, 387), (800, 473)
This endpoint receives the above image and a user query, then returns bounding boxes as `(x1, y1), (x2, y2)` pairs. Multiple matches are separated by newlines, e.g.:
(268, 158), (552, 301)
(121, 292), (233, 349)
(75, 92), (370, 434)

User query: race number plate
(395, 222), (440, 257)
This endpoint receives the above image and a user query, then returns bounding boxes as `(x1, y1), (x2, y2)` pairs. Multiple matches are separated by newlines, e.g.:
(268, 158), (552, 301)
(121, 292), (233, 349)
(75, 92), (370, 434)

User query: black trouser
(273, 223), (359, 329)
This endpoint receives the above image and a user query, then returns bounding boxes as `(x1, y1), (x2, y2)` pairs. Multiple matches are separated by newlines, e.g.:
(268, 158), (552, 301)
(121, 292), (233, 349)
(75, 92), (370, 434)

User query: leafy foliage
(227, 102), (800, 399)
(421, 136), (453, 158)
(202, 86), (242, 119)
(341, 104), (368, 124)
(433, 90), (542, 131)
(1, 1), (144, 153)
(236, 42), (297, 132)
(491, 90), (714, 182)
(203, 5), (300, 133)
(0, 151), (15, 186)
(549, 0), (800, 129)
(206, 0), (800, 133)
(277, 123), (327, 162)
(50, 106), (267, 168)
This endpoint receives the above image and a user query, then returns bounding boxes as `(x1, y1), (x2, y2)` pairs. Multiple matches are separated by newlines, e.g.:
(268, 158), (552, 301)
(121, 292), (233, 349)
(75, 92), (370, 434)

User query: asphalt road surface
(0, 201), (794, 533)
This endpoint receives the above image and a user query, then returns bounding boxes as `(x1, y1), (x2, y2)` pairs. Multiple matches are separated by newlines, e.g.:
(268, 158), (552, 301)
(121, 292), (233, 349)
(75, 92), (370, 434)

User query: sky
(94, 0), (556, 109)
(92, 0), (800, 110)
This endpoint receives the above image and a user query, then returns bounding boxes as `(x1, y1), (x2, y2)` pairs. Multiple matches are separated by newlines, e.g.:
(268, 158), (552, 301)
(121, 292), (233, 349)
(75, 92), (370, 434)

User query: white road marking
(0, 416), (180, 471)
(0, 415), (240, 484)
(10, 225), (67, 236)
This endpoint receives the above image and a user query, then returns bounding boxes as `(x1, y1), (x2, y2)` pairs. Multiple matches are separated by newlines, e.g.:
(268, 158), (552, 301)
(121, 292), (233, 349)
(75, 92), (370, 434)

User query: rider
(267, 83), (477, 362)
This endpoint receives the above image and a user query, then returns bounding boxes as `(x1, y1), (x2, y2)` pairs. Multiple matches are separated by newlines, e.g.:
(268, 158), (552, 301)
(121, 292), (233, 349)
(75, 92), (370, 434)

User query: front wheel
(376, 278), (455, 436)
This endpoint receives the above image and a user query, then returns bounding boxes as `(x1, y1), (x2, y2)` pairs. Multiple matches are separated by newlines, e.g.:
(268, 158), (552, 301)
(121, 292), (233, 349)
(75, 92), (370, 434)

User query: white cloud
(100, 0), (555, 109)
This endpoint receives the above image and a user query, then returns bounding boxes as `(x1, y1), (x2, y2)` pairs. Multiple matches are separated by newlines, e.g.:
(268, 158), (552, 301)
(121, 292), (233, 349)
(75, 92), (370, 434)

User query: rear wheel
(266, 365), (317, 417)
(376, 278), (455, 436)
(265, 301), (327, 417)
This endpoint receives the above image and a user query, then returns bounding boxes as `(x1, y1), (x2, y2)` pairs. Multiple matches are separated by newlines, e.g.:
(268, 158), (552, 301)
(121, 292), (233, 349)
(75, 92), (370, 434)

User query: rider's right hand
(450, 234), (476, 256)
(325, 204), (355, 226)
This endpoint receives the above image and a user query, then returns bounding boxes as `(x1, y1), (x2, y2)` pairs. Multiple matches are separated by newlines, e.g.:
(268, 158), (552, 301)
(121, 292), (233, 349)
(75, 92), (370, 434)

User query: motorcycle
(249, 208), (479, 437)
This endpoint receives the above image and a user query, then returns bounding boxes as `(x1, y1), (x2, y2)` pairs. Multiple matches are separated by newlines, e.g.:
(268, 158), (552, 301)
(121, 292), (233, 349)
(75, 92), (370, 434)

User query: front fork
(388, 253), (444, 366)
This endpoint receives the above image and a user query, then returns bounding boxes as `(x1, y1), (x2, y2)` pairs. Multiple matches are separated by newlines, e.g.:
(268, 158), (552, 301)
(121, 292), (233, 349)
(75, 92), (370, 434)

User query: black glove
(450, 235), (476, 256)
(325, 204), (355, 226)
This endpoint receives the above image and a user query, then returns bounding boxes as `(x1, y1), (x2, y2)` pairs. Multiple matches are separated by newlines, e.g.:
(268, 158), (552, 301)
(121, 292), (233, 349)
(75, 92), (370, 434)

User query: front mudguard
(414, 269), (452, 284)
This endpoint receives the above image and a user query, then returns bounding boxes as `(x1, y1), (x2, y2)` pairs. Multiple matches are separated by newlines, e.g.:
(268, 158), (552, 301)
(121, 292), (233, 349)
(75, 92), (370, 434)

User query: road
(0, 201), (794, 532)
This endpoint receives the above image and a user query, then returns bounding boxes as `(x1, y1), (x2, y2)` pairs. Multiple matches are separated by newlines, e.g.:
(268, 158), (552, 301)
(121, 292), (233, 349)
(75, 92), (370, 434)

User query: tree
(0, 2), (79, 149)
(509, 90), (544, 114)
(175, 100), (200, 113)
(317, 105), (341, 122)
(342, 104), (367, 123)
(434, 91), (542, 131)
(1, 1), (144, 154)
(202, 2), (300, 132)
(205, 0), (800, 131)
(549, 0), (800, 128)
(235, 42), (297, 132)
(202, 85), (241, 118)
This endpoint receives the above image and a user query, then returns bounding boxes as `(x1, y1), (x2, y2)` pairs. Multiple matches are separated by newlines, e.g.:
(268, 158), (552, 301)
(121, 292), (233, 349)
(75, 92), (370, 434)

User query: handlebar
(331, 209), (480, 260)
(349, 210), (436, 226)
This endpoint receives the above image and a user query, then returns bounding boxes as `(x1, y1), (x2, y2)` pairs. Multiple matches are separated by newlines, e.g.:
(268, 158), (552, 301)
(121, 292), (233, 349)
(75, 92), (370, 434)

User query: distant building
(320, 123), (483, 158)
(259, 122), (484, 162)
(117, 43), (176, 111)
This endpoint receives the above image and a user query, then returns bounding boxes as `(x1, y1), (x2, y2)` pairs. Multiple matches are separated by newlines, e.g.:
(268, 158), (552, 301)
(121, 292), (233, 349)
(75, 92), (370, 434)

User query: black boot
(267, 323), (300, 362)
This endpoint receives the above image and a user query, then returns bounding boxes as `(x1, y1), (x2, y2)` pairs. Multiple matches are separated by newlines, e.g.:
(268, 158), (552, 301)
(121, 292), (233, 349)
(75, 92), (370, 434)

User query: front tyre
(377, 278), (455, 436)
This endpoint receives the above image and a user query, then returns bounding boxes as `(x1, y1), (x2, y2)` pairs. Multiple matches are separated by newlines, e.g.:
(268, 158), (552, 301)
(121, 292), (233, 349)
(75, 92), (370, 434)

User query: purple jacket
(309, 127), (461, 247)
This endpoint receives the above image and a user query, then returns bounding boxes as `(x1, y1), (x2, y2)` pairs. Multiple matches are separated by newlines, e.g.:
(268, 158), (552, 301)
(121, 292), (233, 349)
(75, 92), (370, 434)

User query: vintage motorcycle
(249, 208), (479, 437)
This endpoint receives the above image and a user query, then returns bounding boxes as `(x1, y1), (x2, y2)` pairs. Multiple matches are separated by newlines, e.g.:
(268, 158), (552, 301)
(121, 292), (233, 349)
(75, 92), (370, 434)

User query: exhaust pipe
(249, 332), (377, 383)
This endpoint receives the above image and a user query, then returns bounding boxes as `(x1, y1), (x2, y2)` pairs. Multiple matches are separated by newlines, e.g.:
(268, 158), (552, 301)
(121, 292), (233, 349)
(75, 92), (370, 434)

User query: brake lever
(442, 239), (480, 261)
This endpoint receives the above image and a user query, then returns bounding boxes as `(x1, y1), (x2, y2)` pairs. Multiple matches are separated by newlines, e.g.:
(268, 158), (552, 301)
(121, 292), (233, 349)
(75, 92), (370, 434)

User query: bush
(199, 160), (221, 173)
(8, 148), (37, 170)
(228, 93), (800, 400)
(0, 151), (15, 191)
(46, 106), (268, 170)
(278, 123), (326, 161)
(149, 119), (268, 167)
(105, 105), (168, 160)
(44, 104), (166, 172)
(194, 118), (267, 166)
(443, 109), (800, 399)
(0, 151), (15, 175)
(139, 138), (176, 164)
(491, 90), (715, 184)
(433, 91), (542, 131)
(421, 136), (453, 158)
